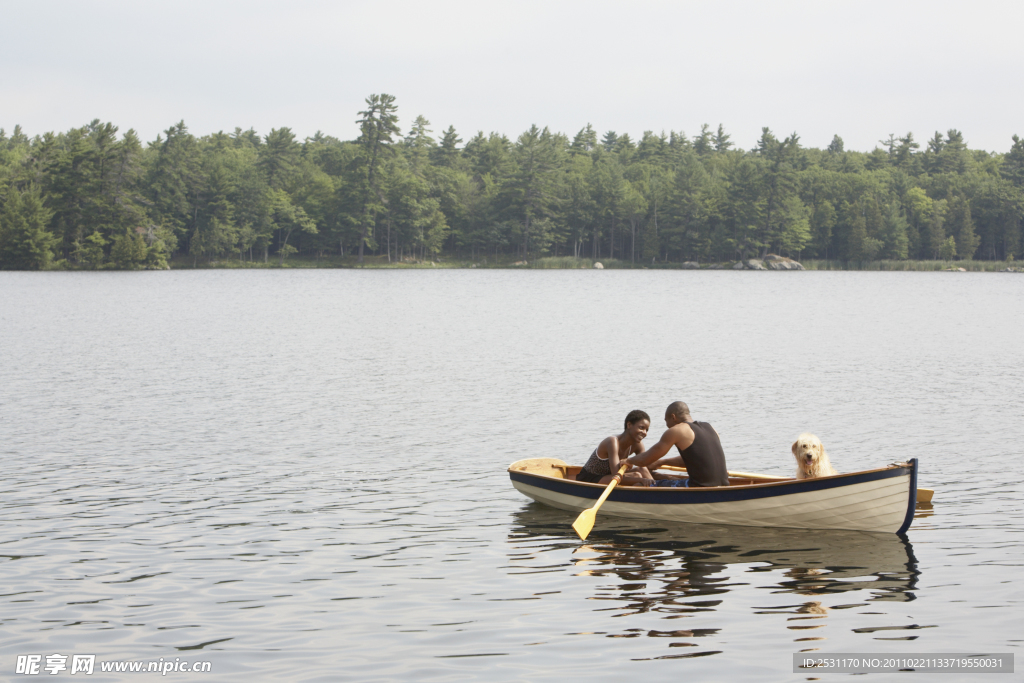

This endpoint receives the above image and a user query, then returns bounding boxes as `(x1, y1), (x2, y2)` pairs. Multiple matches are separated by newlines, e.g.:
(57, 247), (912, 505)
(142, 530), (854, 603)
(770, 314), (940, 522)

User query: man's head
(665, 401), (691, 426)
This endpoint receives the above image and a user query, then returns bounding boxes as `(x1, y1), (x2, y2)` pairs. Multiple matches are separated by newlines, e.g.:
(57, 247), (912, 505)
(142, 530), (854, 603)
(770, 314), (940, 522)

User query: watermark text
(16, 654), (212, 676)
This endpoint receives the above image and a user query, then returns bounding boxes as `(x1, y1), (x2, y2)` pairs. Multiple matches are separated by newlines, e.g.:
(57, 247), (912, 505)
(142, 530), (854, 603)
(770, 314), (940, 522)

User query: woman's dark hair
(624, 409), (650, 430)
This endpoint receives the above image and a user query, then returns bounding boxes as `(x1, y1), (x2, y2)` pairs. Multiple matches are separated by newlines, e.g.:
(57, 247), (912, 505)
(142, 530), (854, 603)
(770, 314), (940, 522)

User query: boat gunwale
(508, 460), (911, 491)
(509, 461), (915, 506)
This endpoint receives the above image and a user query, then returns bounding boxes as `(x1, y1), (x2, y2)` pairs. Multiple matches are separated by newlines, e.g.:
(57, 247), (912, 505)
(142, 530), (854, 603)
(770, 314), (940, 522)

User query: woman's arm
(605, 436), (623, 473)
(623, 441), (648, 474)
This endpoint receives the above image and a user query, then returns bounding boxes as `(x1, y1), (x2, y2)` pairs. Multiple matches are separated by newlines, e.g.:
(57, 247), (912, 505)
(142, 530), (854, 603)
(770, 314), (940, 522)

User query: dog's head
(796, 600), (830, 615)
(792, 433), (825, 469)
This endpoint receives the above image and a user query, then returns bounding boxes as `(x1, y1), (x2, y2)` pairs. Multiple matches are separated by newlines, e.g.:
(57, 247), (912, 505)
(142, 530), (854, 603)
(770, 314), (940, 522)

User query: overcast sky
(3, 0), (1021, 152)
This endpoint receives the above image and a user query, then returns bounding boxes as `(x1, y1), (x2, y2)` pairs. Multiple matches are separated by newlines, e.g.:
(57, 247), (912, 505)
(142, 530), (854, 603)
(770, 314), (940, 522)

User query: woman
(576, 409), (653, 485)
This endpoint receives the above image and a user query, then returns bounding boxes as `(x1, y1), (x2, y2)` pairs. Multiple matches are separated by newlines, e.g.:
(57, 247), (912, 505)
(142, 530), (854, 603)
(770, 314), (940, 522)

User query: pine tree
(600, 131), (618, 152)
(947, 195), (979, 259)
(110, 228), (148, 269)
(810, 200), (836, 258)
(925, 199), (947, 259)
(1002, 135), (1024, 188)
(714, 124), (733, 153)
(880, 203), (909, 259)
(432, 126), (463, 168)
(641, 217), (659, 262)
(0, 186), (58, 270)
(570, 124), (597, 155)
(503, 125), (563, 258)
(939, 235), (957, 261)
(259, 128), (300, 189)
(355, 93), (401, 263)
(693, 124), (713, 156)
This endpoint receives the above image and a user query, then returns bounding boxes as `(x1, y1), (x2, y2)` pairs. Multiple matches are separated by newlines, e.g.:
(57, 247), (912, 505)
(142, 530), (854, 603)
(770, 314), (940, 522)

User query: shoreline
(159, 256), (1020, 272)
(11, 256), (1021, 273)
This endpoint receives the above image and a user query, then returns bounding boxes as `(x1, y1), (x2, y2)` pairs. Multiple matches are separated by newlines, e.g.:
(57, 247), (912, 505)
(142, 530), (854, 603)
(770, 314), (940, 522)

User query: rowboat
(508, 458), (921, 534)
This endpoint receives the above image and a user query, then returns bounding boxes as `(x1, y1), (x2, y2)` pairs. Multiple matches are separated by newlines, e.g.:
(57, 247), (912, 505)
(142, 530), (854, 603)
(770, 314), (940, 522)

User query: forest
(1, 93), (1022, 270)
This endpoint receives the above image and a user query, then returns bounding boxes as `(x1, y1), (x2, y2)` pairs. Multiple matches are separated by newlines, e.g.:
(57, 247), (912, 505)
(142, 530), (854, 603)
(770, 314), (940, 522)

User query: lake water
(1, 270), (1022, 682)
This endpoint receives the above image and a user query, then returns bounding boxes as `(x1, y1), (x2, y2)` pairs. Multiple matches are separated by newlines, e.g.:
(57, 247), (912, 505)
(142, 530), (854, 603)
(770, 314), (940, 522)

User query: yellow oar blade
(572, 508), (597, 540)
(572, 463), (629, 540)
(917, 488), (934, 503)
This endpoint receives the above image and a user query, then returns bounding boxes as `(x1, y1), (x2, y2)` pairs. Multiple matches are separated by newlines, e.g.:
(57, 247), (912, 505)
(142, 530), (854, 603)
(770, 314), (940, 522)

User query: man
(625, 401), (729, 487)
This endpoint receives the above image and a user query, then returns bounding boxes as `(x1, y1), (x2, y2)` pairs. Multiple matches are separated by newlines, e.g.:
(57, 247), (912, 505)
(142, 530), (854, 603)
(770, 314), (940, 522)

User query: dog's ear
(791, 441), (798, 455)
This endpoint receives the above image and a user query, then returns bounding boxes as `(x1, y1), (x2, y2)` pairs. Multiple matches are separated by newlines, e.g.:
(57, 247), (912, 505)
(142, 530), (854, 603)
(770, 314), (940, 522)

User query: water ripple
(1, 270), (1022, 680)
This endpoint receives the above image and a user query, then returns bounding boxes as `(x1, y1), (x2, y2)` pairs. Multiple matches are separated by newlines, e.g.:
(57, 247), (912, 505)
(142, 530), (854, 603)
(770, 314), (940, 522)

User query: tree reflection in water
(508, 503), (921, 654)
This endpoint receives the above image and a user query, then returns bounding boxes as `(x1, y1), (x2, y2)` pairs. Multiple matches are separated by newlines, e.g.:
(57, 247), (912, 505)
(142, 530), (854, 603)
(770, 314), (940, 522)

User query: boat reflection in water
(507, 504), (922, 654)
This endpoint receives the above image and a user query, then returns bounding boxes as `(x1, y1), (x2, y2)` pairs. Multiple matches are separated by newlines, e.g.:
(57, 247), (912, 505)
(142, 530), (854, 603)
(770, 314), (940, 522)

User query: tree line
(1, 93), (1023, 270)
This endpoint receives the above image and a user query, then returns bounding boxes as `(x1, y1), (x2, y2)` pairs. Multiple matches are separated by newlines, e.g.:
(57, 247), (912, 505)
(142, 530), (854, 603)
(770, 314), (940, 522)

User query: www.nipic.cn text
(16, 654), (213, 675)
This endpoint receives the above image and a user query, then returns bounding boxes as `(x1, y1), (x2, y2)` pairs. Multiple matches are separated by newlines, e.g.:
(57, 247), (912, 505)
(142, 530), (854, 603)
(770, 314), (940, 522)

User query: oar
(572, 462), (629, 540)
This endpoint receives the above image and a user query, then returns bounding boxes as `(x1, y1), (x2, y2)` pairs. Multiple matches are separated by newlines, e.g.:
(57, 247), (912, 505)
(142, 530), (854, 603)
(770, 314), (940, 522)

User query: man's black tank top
(677, 421), (729, 487)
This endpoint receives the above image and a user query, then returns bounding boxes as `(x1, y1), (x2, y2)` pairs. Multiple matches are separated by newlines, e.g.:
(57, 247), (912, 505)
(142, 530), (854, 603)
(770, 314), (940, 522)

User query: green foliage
(109, 228), (148, 269)
(533, 256), (592, 268)
(641, 216), (660, 262)
(1003, 135), (1024, 188)
(939, 235), (958, 260)
(0, 186), (57, 269)
(75, 231), (107, 268)
(778, 195), (811, 255)
(354, 93), (401, 263)
(259, 128), (299, 189)
(946, 195), (979, 259)
(0, 105), (1022, 268)
(880, 203), (910, 259)
(803, 258), (1015, 271)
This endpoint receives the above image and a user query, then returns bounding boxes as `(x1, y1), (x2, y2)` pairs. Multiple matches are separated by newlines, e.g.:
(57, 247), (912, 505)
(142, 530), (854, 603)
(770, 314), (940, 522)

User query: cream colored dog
(792, 433), (837, 479)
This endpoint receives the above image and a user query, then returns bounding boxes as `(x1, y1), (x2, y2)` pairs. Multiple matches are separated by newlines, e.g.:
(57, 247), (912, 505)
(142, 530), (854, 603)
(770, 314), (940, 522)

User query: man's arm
(648, 454), (684, 470)
(627, 429), (676, 469)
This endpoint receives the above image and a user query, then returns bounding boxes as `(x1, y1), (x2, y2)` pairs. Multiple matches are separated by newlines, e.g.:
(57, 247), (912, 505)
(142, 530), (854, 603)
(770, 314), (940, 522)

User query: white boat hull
(508, 458), (918, 534)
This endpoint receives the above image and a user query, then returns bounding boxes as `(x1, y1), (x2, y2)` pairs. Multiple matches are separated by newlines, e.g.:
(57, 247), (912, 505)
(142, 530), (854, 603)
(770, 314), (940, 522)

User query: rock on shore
(768, 260), (804, 270)
(729, 254), (805, 270)
(764, 254), (805, 270)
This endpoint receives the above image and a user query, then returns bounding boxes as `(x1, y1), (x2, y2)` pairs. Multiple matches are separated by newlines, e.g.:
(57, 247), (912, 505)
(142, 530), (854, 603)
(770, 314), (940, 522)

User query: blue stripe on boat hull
(509, 465), (913, 506)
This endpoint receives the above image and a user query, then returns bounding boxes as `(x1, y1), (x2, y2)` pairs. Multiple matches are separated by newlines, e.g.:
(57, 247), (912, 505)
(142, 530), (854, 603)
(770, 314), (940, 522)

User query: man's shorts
(654, 478), (689, 487)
